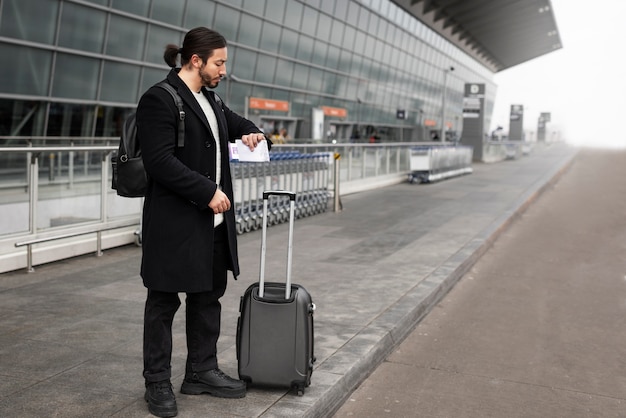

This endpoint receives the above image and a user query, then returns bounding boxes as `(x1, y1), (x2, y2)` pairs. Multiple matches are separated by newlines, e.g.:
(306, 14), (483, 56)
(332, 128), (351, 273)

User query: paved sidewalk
(333, 148), (626, 418)
(0, 143), (577, 417)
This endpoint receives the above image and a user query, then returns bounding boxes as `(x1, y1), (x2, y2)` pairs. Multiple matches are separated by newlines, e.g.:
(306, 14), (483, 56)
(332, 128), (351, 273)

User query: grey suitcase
(236, 190), (315, 395)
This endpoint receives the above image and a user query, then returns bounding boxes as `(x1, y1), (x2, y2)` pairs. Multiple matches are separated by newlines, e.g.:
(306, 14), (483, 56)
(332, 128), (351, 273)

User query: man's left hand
(240, 133), (266, 151)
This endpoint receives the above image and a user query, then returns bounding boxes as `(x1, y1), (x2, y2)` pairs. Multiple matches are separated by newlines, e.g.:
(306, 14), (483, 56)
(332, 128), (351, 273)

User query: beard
(199, 66), (221, 89)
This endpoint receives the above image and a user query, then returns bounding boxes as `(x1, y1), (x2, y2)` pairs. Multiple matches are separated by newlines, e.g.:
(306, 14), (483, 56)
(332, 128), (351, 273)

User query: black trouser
(143, 224), (229, 383)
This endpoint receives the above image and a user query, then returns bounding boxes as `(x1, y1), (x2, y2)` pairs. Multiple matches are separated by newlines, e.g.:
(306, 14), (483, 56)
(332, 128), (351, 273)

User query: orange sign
(321, 106), (347, 118)
(249, 97), (289, 112)
(424, 119), (437, 127)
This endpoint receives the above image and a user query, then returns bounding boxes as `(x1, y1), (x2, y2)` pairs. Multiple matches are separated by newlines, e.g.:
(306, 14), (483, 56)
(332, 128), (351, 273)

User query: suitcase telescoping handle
(259, 190), (296, 299)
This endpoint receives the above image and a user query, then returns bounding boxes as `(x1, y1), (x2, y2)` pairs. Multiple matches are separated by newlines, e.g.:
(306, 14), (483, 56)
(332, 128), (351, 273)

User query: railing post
(29, 153), (39, 234)
(333, 153), (342, 212)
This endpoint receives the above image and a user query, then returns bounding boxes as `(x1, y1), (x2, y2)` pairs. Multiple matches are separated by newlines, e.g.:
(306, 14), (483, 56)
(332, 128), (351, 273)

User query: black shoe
(180, 368), (246, 398)
(145, 380), (178, 418)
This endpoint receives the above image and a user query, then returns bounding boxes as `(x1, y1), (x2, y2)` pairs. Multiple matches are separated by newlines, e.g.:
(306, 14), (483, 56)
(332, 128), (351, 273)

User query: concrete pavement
(0, 142), (580, 417)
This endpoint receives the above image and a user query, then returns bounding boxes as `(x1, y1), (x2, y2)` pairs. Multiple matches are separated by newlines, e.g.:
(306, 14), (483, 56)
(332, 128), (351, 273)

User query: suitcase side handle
(259, 190), (296, 299)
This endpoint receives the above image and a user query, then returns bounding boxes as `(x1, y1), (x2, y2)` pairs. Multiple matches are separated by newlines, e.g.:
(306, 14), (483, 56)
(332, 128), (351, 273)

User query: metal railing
(0, 140), (417, 272)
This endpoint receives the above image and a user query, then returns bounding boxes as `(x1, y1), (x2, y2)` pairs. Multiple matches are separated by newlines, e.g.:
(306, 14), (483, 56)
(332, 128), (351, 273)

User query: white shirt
(192, 90), (223, 227)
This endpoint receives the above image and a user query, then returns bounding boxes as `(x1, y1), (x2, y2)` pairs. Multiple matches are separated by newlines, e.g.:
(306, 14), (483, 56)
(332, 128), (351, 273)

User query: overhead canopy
(391, 0), (562, 72)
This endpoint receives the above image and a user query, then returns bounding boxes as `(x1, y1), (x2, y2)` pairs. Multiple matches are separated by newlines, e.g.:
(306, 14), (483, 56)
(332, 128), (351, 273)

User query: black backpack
(111, 81), (185, 197)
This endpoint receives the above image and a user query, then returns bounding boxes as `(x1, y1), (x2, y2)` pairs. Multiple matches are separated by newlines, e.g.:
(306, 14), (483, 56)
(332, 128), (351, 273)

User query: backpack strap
(156, 81), (185, 147)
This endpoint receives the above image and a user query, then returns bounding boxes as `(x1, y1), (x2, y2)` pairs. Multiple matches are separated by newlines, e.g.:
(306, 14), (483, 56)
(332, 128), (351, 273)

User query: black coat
(137, 69), (261, 292)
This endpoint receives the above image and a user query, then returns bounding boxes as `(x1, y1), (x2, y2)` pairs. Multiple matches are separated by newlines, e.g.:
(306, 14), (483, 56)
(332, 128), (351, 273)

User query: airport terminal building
(1, 0), (559, 144)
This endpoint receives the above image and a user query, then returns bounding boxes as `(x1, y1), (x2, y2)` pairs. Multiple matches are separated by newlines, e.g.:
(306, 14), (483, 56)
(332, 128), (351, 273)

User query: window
(284, 2), (303, 31)
(51, 54), (99, 100)
(259, 23), (281, 53)
(106, 15), (147, 60)
(301, 7), (318, 38)
(296, 35), (314, 62)
(0, 45), (51, 96)
(151, 0), (185, 26)
(184, 0), (215, 28)
(145, 26), (180, 64)
(232, 49), (257, 80)
(0, 0), (58, 43)
(214, 5), (240, 41)
(111, 0), (149, 16)
(274, 59), (295, 87)
(317, 13), (332, 43)
(330, 20), (345, 47)
(254, 55), (277, 84)
(100, 61), (141, 103)
(238, 14), (262, 48)
(264, 0), (287, 24)
(279, 29), (298, 58)
(58, 3), (106, 53)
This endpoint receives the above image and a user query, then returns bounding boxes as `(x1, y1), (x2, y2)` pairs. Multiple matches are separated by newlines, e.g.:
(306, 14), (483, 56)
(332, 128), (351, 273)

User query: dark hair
(164, 27), (227, 68)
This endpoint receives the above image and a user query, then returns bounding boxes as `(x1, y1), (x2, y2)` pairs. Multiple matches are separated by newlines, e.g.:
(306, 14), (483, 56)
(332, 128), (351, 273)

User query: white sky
(489, 0), (626, 148)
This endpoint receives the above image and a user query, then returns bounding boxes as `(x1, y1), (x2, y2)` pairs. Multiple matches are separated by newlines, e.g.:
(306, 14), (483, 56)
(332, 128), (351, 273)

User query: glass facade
(0, 0), (496, 142)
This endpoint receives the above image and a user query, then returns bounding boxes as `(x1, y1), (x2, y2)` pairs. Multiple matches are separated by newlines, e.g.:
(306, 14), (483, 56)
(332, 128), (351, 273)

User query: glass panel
(145, 26), (180, 64)
(301, 6), (318, 38)
(353, 31), (365, 55)
(291, 64), (309, 89)
(284, 1), (303, 31)
(46, 103), (96, 136)
(279, 29), (298, 58)
(320, 0), (335, 14)
(58, 3), (106, 53)
(358, 8), (370, 29)
(338, 50), (352, 73)
(0, 99), (46, 137)
(36, 152), (103, 230)
(151, 0), (184, 26)
(296, 35), (314, 62)
(334, 0), (349, 21)
(325, 45), (340, 69)
(100, 61), (141, 103)
(254, 55), (277, 84)
(346, 2), (359, 26)
(238, 14), (262, 48)
(274, 59), (294, 87)
(0, 0), (58, 43)
(0, 45), (51, 96)
(51, 54), (99, 100)
(184, 0), (215, 28)
(243, 0), (265, 16)
(317, 13), (332, 43)
(343, 26), (355, 50)
(259, 23), (281, 53)
(214, 5), (240, 41)
(95, 106), (133, 137)
(264, 0), (286, 24)
(106, 15), (147, 60)
(312, 40), (328, 66)
(110, 0), (149, 16)
(307, 68), (323, 92)
(141, 68), (169, 94)
(330, 20), (344, 47)
(232, 49), (257, 80)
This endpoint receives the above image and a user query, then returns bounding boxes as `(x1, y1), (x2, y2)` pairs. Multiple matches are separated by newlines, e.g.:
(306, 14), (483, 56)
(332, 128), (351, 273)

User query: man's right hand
(209, 189), (231, 214)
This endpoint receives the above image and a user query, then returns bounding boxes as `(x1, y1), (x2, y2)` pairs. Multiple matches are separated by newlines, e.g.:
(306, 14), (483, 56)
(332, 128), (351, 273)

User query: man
(136, 27), (269, 418)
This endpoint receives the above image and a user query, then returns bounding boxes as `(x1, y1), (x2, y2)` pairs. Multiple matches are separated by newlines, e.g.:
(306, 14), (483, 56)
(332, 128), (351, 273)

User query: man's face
(199, 47), (227, 89)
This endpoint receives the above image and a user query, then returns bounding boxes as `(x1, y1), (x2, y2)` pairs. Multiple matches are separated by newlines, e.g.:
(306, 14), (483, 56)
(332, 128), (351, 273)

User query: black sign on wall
(509, 104), (524, 141)
(462, 83), (486, 161)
